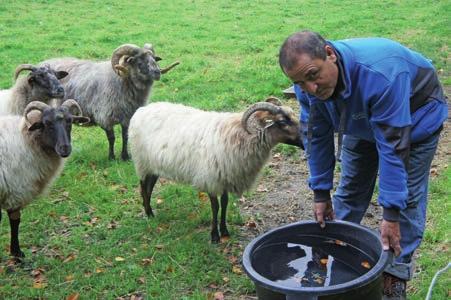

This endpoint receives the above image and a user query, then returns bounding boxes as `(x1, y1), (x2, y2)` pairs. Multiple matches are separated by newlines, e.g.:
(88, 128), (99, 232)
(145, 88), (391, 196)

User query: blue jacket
(295, 37), (448, 211)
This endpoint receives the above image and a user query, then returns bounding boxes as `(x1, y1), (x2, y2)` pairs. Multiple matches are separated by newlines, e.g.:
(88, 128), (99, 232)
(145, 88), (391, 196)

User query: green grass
(0, 0), (449, 299)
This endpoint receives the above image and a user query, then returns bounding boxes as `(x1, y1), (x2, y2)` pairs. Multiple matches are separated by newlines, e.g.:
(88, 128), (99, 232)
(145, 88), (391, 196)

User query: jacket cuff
(313, 190), (331, 203)
(383, 207), (400, 222)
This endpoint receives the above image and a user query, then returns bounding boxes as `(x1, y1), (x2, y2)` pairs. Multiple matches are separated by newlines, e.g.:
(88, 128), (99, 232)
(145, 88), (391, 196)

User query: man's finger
(316, 212), (325, 228)
(392, 241), (402, 257)
(382, 235), (390, 251)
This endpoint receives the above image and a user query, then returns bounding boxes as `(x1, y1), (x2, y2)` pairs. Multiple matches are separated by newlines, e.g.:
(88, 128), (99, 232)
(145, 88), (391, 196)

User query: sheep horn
(111, 44), (141, 75)
(264, 96), (283, 106)
(61, 99), (83, 116)
(24, 101), (50, 122)
(14, 64), (36, 81)
(160, 61), (180, 74)
(241, 102), (283, 133)
(143, 43), (155, 55)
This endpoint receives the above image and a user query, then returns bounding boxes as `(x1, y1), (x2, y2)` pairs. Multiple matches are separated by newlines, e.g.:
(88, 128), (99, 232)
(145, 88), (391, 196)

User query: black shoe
(383, 272), (407, 300)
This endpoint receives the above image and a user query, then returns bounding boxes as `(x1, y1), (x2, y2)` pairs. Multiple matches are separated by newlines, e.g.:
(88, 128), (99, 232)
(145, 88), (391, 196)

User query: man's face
(284, 46), (339, 100)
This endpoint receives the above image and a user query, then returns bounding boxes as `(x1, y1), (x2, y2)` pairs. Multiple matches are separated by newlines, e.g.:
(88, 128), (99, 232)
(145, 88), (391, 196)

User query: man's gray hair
(279, 30), (328, 72)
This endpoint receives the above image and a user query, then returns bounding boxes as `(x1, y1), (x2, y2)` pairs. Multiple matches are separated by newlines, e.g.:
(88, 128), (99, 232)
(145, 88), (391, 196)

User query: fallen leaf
(156, 197), (164, 205)
(155, 244), (164, 250)
(220, 236), (230, 243)
(63, 254), (77, 263)
(95, 268), (104, 273)
(67, 293), (79, 300)
(115, 257), (125, 262)
(256, 184), (268, 192)
(213, 291), (225, 300)
(65, 274), (74, 282)
(198, 192), (209, 203)
(142, 258), (153, 266)
(33, 282), (47, 289)
(245, 220), (257, 229)
(107, 220), (119, 229)
(228, 256), (238, 264)
(209, 283), (218, 289)
(137, 277), (146, 284)
(222, 276), (229, 283)
(232, 265), (242, 275)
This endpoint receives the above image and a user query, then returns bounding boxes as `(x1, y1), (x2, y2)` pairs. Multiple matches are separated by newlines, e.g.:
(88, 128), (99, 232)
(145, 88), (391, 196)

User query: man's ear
(28, 122), (44, 131)
(325, 45), (337, 62)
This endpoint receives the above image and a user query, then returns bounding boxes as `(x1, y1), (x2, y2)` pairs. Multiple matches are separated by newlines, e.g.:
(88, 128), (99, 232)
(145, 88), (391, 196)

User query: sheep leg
(220, 192), (230, 237)
(208, 194), (220, 243)
(7, 208), (25, 258)
(104, 128), (116, 160)
(120, 124), (130, 161)
(141, 174), (158, 217)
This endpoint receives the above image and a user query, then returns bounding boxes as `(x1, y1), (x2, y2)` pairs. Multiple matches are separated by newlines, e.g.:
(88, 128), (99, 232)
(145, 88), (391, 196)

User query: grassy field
(0, 0), (449, 299)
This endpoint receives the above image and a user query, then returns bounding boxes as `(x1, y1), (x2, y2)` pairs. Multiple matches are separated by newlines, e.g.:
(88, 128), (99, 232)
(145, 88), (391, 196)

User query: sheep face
(27, 66), (68, 100)
(26, 101), (89, 157)
(255, 107), (302, 148)
(127, 51), (162, 83)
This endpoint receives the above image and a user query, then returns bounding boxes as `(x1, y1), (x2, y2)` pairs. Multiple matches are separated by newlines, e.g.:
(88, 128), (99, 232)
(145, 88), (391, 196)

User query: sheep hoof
(220, 229), (230, 238)
(11, 249), (25, 259)
(108, 154), (116, 160)
(145, 209), (155, 218)
(211, 234), (220, 244)
(121, 153), (130, 161)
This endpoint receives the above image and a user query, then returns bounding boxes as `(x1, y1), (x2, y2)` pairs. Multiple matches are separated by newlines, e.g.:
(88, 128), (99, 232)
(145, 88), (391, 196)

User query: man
(279, 30), (447, 299)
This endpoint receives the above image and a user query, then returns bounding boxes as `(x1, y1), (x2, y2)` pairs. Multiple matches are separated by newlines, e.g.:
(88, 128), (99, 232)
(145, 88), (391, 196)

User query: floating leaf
(361, 261), (371, 269)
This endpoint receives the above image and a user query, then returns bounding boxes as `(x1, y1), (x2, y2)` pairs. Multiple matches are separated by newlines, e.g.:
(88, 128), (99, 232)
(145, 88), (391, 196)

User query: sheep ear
(56, 71), (68, 79)
(265, 96), (282, 106)
(28, 122), (44, 131)
(27, 76), (35, 85)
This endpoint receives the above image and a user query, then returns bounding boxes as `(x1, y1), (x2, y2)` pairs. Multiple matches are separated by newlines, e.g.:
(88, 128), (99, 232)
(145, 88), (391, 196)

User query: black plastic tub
(242, 220), (390, 300)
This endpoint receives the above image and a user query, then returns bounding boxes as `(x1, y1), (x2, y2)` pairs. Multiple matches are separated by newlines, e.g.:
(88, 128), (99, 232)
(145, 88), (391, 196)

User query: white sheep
(129, 98), (302, 242)
(0, 64), (67, 116)
(0, 100), (89, 258)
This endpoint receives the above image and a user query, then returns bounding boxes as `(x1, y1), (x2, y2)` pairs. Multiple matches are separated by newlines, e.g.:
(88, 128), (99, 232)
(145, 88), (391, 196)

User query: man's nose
(305, 81), (318, 94)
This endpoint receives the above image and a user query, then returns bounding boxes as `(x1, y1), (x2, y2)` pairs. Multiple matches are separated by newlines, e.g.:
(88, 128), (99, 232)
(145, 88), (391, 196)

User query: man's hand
(380, 220), (402, 256)
(314, 200), (334, 228)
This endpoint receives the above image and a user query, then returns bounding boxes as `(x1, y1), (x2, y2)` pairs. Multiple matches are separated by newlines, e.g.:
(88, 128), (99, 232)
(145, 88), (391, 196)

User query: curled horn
(160, 61), (180, 74)
(14, 64), (36, 81)
(61, 99), (83, 116)
(143, 43), (155, 55)
(241, 102), (283, 133)
(111, 44), (141, 76)
(24, 101), (50, 123)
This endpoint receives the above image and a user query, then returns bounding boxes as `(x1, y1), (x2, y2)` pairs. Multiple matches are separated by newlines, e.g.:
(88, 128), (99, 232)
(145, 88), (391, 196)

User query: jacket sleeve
(295, 85), (335, 197)
(370, 72), (412, 220)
